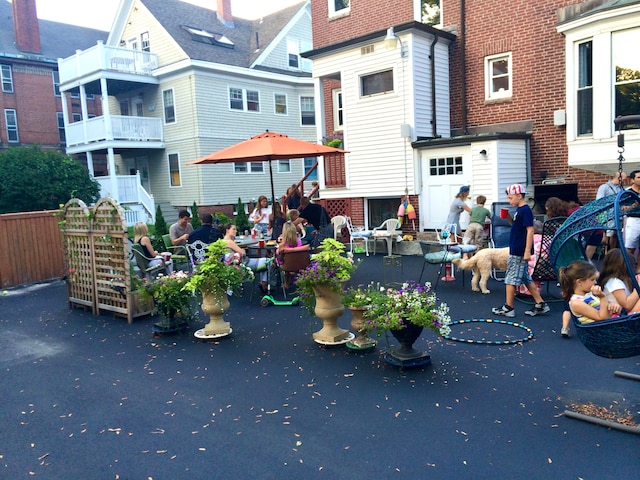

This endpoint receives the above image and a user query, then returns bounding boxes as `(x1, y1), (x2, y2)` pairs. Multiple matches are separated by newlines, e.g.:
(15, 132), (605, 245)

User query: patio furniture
(131, 244), (170, 280)
(162, 234), (189, 270)
(186, 240), (209, 268)
(278, 248), (311, 299)
(371, 218), (401, 256)
(345, 216), (371, 256)
(330, 215), (347, 241)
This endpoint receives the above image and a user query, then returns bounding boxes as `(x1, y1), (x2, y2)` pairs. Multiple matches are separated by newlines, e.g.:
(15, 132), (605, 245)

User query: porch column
(100, 77), (113, 140)
(107, 147), (119, 200)
(86, 151), (94, 177)
(313, 77), (326, 189)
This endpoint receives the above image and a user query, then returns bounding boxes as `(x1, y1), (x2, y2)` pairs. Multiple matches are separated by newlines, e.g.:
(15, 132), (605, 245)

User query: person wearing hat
(492, 184), (550, 318)
(446, 185), (471, 240)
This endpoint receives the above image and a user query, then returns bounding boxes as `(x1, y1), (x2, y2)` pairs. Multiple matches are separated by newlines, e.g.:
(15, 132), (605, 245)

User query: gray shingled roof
(142, 0), (307, 69)
(0, 0), (107, 61)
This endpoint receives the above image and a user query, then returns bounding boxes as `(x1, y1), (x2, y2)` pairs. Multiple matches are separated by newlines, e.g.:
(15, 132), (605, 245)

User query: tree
(153, 205), (168, 252)
(235, 197), (250, 234)
(190, 201), (201, 229)
(0, 146), (99, 214)
(421, 0), (440, 25)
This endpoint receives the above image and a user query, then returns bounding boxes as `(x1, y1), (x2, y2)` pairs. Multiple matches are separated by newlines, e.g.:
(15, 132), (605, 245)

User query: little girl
(559, 260), (620, 324)
(278, 221), (303, 252)
(599, 248), (640, 313)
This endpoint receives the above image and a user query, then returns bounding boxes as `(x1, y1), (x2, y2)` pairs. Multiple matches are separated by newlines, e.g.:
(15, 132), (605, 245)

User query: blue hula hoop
(443, 318), (534, 345)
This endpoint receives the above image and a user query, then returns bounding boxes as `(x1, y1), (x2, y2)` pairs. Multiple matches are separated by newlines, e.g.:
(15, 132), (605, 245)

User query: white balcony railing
(58, 42), (158, 84)
(95, 173), (155, 226)
(66, 116), (163, 147)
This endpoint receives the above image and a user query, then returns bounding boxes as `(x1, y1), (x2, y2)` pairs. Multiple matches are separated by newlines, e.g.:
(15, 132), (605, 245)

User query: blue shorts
(505, 254), (533, 287)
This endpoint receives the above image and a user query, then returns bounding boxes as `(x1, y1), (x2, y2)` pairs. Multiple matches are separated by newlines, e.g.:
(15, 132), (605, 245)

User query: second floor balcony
(65, 115), (164, 153)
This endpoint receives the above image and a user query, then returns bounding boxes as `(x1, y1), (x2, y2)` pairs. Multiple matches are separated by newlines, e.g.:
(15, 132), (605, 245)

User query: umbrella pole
(269, 160), (275, 203)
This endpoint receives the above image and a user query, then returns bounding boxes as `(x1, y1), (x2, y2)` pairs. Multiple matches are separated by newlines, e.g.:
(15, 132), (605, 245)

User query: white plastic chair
(372, 218), (401, 256)
(186, 240), (209, 268)
(330, 215), (347, 241)
(345, 216), (371, 256)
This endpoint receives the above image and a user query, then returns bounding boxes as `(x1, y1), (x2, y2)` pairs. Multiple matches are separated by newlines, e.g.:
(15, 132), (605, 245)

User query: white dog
(452, 247), (509, 294)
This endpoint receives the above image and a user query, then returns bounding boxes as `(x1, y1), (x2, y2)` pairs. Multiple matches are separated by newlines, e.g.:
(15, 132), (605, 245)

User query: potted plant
(138, 270), (195, 332)
(365, 281), (452, 365)
(183, 240), (254, 337)
(321, 132), (344, 149)
(296, 238), (357, 343)
(342, 282), (385, 349)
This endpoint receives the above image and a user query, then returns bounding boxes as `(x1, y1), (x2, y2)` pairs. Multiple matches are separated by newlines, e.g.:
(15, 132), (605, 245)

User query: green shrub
(191, 202), (201, 229)
(234, 197), (250, 233)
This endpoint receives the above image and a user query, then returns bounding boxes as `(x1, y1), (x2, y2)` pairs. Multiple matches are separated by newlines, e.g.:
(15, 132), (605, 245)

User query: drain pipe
(460, 0), (467, 134)
(430, 34), (439, 138)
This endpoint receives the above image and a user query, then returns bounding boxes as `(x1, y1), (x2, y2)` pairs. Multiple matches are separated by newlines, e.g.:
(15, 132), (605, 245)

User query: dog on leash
(452, 247), (509, 294)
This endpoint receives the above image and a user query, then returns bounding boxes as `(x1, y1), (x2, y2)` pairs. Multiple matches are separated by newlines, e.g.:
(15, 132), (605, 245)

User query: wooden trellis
(61, 197), (152, 323)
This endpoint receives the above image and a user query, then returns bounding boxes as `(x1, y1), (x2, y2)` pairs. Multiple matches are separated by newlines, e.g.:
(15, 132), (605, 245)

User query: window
(5, 109), (18, 143)
(72, 113), (82, 123)
(329, 0), (350, 16)
(332, 90), (343, 130)
(287, 39), (299, 68)
(485, 53), (512, 100)
(57, 112), (65, 143)
(168, 153), (181, 186)
(120, 99), (130, 116)
(234, 162), (264, 174)
(577, 40), (593, 136)
(182, 26), (235, 48)
(1, 65), (13, 93)
(141, 32), (150, 52)
(52, 71), (60, 97)
(304, 157), (318, 181)
(278, 160), (291, 173)
(429, 156), (463, 176)
(613, 28), (640, 130)
(163, 89), (175, 123)
(300, 96), (315, 125)
(360, 70), (394, 96)
(368, 198), (397, 229)
(229, 87), (260, 112)
(274, 93), (287, 115)
(70, 91), (80, 99)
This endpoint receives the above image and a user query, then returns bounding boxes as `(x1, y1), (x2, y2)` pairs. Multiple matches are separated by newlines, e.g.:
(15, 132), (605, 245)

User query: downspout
(430, 34), (439, 138)
(460, 0), (467, 134)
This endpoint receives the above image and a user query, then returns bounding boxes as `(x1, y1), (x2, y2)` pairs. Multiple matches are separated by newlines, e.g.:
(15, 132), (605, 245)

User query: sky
(32, 0), (306, 31)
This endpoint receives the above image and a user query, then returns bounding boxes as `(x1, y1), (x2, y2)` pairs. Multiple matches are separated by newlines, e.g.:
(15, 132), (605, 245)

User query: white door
(419, 146), (472, 230)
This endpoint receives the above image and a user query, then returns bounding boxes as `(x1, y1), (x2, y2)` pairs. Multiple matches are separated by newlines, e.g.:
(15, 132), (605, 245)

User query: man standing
(597, 171), (627, 250)
(170, 210), (193, 246)
(624, 171), (640, 262)
(295, 196), (330, 230)
(188, 213), (222, 244)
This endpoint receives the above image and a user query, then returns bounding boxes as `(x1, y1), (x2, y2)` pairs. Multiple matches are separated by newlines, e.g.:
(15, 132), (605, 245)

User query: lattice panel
(324, 199), (351, 242)
(62, 199), (94, 311)
(92, 198), (129, 317)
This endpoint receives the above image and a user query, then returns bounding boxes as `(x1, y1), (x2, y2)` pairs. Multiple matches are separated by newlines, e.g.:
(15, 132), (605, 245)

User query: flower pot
(348, 306), (376, 348)
(200, 288), (231, 336)
(311, 283), (349, 343)
(154, 310), (189, 334)
(386, 322), (431, 366)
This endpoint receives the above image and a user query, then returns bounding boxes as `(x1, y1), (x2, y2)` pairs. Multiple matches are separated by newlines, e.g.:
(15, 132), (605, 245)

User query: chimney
(216, 0), (234, 28)
(12, 0), (41, 54)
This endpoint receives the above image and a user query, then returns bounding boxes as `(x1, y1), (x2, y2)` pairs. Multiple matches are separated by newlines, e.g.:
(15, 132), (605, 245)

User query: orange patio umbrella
(187, 130), (348, 202)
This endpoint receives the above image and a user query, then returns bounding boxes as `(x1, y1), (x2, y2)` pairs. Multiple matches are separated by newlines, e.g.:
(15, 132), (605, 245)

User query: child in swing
(559, 260), (621, 324)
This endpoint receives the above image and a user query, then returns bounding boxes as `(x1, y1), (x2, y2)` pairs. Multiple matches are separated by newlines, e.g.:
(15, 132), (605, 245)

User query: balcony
(95, 173), (155, 226)
(58, 42), (159, 86)
(65, 115), (164, 152)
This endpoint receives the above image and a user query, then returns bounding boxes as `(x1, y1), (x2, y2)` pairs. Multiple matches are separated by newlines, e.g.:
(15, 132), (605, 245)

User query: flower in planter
(138, 270), (195, 320)
(183, 240), (254, 296)
(343, 282), (385, 308)
(321, 132), (344, 148)
(364, 281), (452, 336)
(296, 238), (358, 315)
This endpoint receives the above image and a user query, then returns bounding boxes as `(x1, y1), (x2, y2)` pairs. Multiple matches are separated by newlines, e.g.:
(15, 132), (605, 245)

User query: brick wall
(310, 0), (414, 49)
(445, 0), (606, 201)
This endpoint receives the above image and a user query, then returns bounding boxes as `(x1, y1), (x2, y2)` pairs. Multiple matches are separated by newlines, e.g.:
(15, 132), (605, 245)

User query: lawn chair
(162, 234), (189, 270)
(371, 218), (401, 255)
(279, 248), (311, 298)
(186, 240), (209, 270)
(131, 244), (170, 280)
(345, 216), (371, 256)
(331, 215), (347, 241)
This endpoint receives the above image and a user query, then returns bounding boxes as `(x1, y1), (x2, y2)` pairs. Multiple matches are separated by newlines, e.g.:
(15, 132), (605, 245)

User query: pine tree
(235, 197), (250, 233)
(191, 201), (201, 229)
(153, 205), (168, 252)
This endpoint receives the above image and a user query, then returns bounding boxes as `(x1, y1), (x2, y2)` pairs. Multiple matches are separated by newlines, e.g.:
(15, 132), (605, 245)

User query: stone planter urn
(311, 283), (350, 344)
(347, 306), (376, 349)
(198, 288), (231, 337)
(384, 322), (432, 367)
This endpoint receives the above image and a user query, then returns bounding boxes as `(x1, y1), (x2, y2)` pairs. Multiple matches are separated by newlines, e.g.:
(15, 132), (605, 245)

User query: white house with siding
(58, 0), (314, 224)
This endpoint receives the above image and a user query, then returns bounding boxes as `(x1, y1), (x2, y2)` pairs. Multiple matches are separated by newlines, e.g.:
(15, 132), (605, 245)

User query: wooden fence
(0, 210), (65, 288)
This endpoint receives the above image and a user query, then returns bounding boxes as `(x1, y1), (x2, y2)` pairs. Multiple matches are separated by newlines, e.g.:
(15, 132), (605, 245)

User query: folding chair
(131, 244), (170, 280)
(162, 234), (189, 270)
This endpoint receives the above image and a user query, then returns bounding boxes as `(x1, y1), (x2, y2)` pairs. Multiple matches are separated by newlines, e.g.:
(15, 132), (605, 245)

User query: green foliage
(421, 0), (440, 25)
(154, 206), (168, 252)
(138, 271), (195, 319)
(234, 197), (250, 233)
(191, 202), (201, 229)
(214, 212), (231, 225)
(0, 146), (99, 214)
(343, 282), (385, 308)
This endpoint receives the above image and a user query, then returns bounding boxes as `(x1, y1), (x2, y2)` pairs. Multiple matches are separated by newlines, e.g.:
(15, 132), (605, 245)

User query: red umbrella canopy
(187, 130), (347, 165)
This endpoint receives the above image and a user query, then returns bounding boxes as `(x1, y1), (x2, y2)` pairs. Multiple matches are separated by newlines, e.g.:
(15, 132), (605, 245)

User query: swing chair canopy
(550, 189), (640, 358)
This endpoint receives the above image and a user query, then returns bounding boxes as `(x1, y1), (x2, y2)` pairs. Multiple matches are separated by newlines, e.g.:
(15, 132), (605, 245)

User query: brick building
(0, 0), (106, 154)
(304, 0), (640, 230)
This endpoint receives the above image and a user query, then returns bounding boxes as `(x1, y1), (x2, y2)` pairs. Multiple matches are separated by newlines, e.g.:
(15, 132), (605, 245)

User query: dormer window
(329, 0), (350, 17)
(182, 26), (235, 48)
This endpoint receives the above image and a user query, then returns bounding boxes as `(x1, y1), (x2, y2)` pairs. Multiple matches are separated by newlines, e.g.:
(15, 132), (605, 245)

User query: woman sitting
(221, 223), (269, 291)
(599, 248), (640, 314)
(134, 222), (173, 273)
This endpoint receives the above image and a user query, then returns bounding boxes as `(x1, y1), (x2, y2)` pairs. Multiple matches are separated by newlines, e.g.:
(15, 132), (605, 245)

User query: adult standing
(597, 171), (627, 250)
(624, 170), (640, 263)
(170, 210), (193, 246)
(286, 184), (302, 211)
(295, 196), (330, 230)
(251, 195), (272, 237)
(446, 186), (471, 239)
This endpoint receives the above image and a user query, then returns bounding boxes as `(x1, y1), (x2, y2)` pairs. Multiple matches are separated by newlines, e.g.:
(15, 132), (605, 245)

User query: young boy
(463, 195), (491, 249)
(492, 184), (550, 317)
